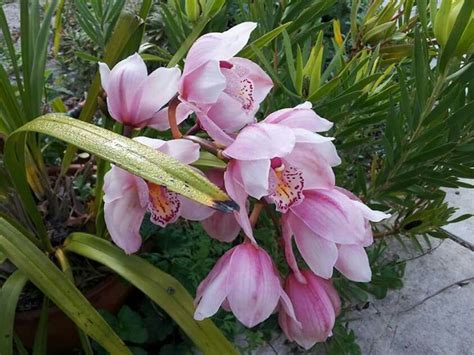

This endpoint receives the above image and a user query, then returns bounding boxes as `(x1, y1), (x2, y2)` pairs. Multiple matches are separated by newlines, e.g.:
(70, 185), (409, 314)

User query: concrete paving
(349, 183), (474, 355)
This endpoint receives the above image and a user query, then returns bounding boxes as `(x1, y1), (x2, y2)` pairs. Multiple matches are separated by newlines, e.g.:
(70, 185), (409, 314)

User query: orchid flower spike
(98, 53), (182, 129)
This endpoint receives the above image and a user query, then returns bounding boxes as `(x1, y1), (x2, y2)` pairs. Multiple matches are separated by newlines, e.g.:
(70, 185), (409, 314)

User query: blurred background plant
(0, 0), (472, 353)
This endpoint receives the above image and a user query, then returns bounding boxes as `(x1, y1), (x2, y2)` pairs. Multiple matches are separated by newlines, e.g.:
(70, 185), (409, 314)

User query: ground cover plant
(0, 0), (472, 354)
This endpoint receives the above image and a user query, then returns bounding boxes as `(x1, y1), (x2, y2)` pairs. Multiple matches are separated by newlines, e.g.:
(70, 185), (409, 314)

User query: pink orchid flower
(103, 137), (213, 254)
(222, 102), (340, 239)
(282, 187), (390, 282)
(194, 242), (298, 328)
(99, 53), (183, 129)
(201, 169), (241, 243)
(179, 22), (273, 146)
(279, 270), (341, 350)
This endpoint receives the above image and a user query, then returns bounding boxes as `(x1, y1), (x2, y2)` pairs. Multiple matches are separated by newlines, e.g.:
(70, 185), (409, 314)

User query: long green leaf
(5, 114), (236, 211)
(32, 297), (49, 355)
(0, 218), (130, 354)
(64, 233), (238, 355)
(0, 271), (29, 355)
(439, 0), (474, 72)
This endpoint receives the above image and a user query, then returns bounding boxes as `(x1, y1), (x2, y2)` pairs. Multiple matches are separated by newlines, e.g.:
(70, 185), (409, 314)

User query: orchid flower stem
(249, 201), (265, 229)
(168, 97), (183, 139)
(182, 135), (225, 159)
(122, 125), (133, 138)
(185, 123), (200, 135)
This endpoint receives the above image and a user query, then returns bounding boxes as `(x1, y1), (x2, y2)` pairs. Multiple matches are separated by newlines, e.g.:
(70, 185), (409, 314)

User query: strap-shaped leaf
(64, 233), (238, 355)
(5, 114), (237, 219)
(0, 270), (28, 355)
(0, 218), (130, 355)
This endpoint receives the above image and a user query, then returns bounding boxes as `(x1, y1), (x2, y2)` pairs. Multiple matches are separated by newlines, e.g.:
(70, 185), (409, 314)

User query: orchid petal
(105, 53), (148, 124)
(103, 167), (146, 254)
(180, 60), (226, 105)
(224, 123), (296, 160)
(147, 102), (194, 131)
(335, 244), (372, 282)
(224, 161), (254, 242)
(288, 213), (338, 279)
(183, 22), (257, 74)
(202, 211), (241, 242)
(235, 159), (271, 199)
(227, 244), (281, 327)
(263, 102), (333, 132)
(290, 189), (367, 244)
(179, 196), (214, 221)
(135, 67), (181, 123)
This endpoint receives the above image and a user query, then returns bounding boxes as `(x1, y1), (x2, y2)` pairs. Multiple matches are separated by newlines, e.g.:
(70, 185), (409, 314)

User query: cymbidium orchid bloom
(282, 187), (390, 282)
(103, 137), (213, 254)
(179, 22), (273, 146)
(194, 242), (298, 328)
(99, 53), (183, 129)
(279, 270), (341, 350)
(222, 102), (340, 238)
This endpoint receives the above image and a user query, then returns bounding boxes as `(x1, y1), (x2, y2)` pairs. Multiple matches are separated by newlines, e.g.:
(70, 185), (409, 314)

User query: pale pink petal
(183, 22), (257, 74)
(202, 211), (241, 242)
(223, 123), (296, 160)
(288, 213), (338, 279)
(290, 189), (367, 244)
(281, 215), (305, 283)
(227, 244), (281, 327)
(318, 279), (342, 316)
(194, 251), (233, 320)
(334, 187), (390, 222)
(283, 145), (336, 190)
(279, 290), (300, 326)
(263, 102), (333, 132)
(229, 57), (273, 104)
(235, 159), (270, 199)
(352, 200), (391, 222)
(335, 244), (372, 282)
(179, 196), (214, 221)
(292, 128), (334, 144)
(135, 67), (181, 123)
(206, 92), (256, 132)
(196, 112), (236, 146)
(98, 62), (110, 92)
(132, 136), (166, 150)
(224, 161), (254, 241)
(156, 139), (200, 164)
(147, 102), (193, 131)
(180, 61), (226, 105)
(103, 166), (146, 254)
(106, 53), (148, 125)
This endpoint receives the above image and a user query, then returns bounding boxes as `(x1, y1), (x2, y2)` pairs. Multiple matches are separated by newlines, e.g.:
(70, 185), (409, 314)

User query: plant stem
(168, 97), (183, 139)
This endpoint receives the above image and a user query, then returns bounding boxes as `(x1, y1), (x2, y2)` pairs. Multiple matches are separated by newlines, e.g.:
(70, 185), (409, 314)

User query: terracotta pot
(15, 275), (133, 352)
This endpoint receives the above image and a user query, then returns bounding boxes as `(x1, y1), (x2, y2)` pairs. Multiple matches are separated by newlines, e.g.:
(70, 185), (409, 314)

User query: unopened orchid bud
(279, 270), (341, 350)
